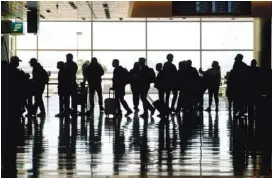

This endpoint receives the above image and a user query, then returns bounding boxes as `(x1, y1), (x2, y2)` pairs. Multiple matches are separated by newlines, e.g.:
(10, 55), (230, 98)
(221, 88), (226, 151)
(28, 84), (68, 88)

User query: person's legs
(34, 86), (45, 115)
(119, 94), (132, 113)
(115, 91), (122, 114)
(140, 90), (155, 117)
(171, 90), (178, 110)
(158, 89), (164, 103)
(27, 95), (33, 116)
(96, 84), (104, 110)
(88, 86), (95, 110)
(206, 88), (213, 111)
(71, 85), (78, 114)
(165, 90), (170, 107)
(59, 94), (65, 114)
(214, 87), (219, 111)
(176, 90), (182, 112)
(132, 89), (139, 111)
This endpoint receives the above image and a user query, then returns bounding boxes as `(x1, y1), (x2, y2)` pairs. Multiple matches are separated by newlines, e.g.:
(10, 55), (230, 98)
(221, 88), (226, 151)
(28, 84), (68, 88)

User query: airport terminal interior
(1, 1), (272, 177)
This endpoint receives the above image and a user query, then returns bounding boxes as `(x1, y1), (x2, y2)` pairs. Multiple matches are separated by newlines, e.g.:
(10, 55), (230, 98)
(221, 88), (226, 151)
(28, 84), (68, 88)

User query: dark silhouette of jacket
(154, 70), (164, 90)
(113, 66), (128, 93)
(32, 63), (47, 88)
(58, 67), (68, 95)
(86, 62), (104, 86)
(177, 62), (187, 91)
(129, 67), (141, 92)
(248, 65), (261, 96)
(202, 68), (221, 89)
(162, 61), (178, 90)
(66, 61), (78, 87)
(138, 65), (155, 92)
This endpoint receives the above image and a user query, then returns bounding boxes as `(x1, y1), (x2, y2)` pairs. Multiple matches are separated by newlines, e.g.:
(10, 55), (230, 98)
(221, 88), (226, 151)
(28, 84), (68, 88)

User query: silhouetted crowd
(2, 52), (272, 177)
(2, 53), (272, 120)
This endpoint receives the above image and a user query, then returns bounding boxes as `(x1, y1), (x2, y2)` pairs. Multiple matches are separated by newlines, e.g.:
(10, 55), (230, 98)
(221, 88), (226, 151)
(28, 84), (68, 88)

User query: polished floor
(15, 94), (272, 177)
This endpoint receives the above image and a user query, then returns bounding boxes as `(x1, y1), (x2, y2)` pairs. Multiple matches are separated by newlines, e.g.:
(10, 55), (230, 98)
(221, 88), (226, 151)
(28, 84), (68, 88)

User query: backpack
(41, 68), (49, 84)
(122, 67), (131, 85)
(147, 67), (155, 83)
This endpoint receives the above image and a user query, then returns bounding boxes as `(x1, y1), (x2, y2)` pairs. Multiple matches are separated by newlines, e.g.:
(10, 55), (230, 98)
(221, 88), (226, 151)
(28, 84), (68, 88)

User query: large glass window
(147, 22), (200, 49)
(202, 22), (253, 49)
(15, 19), (254, 82)
(93, 22), (145, 49)
(16, 34), (37, 50)
(38, 22), (91, 49)
(38, 51), (91, 72)
(93, 51), (146, 74)
(147, 51), (200, 70)
(202, 51), (253, 77)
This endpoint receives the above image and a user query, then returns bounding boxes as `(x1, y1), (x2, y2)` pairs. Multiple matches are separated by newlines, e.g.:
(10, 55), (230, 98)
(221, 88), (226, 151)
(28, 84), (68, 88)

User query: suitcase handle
(147, 94), (154, 103)
(109, 88), (115, 98)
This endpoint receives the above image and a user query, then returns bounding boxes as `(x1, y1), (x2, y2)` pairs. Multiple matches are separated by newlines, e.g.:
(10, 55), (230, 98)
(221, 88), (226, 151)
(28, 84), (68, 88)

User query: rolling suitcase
(104, 89), (116, 118)
(147, 95), (170, 116)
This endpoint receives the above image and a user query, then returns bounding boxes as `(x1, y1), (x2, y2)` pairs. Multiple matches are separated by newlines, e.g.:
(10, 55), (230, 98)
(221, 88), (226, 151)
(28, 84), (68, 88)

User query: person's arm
(199, 68), (205, 75)
(100, 65), (104, 76)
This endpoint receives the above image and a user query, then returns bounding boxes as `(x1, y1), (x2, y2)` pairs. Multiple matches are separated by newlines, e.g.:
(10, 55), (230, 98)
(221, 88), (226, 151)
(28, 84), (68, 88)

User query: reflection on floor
(15, 95), (272, 177)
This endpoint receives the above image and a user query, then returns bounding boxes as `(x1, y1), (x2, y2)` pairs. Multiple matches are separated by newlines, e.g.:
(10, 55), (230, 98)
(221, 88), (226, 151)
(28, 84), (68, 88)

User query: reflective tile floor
(14, 95), (272, 177)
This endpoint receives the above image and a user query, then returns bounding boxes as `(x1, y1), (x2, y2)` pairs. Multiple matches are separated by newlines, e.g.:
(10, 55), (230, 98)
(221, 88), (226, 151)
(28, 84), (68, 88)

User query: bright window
(147, 22), (200, 49)
(93, 22), (145, 49)
(38, 22), (91, 49)
(202, 22), (253, 49)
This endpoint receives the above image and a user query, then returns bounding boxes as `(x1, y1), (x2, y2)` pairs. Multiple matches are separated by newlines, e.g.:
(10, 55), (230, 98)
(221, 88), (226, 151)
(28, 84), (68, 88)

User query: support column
(254, 17), (271, 69)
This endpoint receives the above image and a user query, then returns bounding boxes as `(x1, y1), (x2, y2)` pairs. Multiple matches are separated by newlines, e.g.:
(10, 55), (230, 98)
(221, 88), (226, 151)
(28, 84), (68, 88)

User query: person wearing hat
(2, 56), (26, 177)
(29, 58), (48, 117)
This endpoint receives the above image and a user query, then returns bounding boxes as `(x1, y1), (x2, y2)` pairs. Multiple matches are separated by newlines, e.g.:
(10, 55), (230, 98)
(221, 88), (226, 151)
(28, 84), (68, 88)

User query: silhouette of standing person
(55, 61), (67, 117)
(229, 54), (249, 116)
(154, 63), (164, 103)
(112, 59), (133, 117)
(138, 57), (155, 118)
(183, 60), (199, 111)
(199, 61), (221, 112)
(163, 54), (178, 112)
(29, 58), (47, 117)
(2, 57), (26, 178)
(65, 53), (78, 116)
(86, 57), (105, 113)
(225, 71), (234, 111)
(176, 61), (187, 113)
(129, 62), (141, 112)
(248, 59), (261, 114)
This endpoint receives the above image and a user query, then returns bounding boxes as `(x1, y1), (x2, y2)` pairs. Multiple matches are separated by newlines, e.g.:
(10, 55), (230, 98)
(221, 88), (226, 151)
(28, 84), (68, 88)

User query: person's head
(66, 53), (73, 63)
(57, 61), (65, 69)
(133, 62), (140, 69)
(235, 53), (243, 62)
(156, 63), (163, 72)
(91, 57), (97, 64)
(186, 60), (192, 67)
(138, 57), (146, 67)
(112, 59), (119, 68)
(212, 61), (220, 69)
(84, 60), (90, 65)
(29, 58), (38, 67)
(251, 59), (257, 67)
(10, 56), (21, 68)
(179, 61), (185, 69)
(166, 53), (174, 63)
